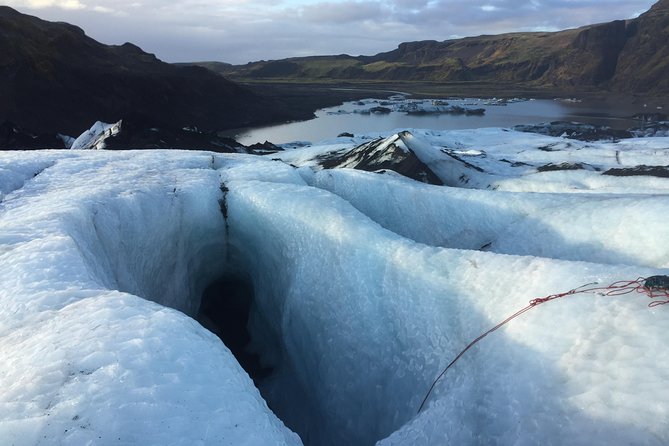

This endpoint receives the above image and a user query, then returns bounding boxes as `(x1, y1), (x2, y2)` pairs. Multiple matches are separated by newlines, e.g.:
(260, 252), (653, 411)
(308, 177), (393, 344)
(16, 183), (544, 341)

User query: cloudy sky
(6, 0), (658, 64)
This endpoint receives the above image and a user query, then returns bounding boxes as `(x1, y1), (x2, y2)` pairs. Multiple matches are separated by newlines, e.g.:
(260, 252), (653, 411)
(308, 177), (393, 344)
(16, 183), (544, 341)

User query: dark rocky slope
(0, 6), (304, 137)
(612, 0), (669, 93)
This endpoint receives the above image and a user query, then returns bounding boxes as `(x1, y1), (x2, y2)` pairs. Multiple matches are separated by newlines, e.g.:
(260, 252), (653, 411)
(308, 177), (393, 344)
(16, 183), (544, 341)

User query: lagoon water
(231, 97), (648, 145)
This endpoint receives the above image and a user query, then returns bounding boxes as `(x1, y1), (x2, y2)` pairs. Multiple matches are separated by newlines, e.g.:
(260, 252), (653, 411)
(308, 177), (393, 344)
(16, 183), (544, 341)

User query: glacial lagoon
(230, 96), (653, 145)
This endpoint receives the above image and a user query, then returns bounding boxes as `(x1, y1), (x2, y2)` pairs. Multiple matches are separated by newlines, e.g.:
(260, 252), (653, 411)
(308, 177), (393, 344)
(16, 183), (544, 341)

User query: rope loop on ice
(417, 276), (669, 414)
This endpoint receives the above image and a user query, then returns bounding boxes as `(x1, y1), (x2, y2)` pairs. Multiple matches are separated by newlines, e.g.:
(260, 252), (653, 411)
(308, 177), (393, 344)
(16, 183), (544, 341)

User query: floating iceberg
(69, 120), (122, 150)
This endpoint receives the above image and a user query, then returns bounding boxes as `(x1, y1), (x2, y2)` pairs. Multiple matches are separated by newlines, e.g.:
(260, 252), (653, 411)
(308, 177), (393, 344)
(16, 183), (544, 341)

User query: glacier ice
(69, 120), (122, 150)
(1, 128), (669, 445)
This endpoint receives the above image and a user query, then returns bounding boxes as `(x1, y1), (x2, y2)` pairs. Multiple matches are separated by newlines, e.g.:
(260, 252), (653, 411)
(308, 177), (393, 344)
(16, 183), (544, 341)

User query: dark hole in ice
(197, 275), (371, 445)
(197, 276), (273, 384)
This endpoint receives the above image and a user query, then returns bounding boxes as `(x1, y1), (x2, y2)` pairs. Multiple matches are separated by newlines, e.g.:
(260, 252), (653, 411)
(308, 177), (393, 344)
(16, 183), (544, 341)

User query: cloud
(298, 1), (385, 23)
(12, 0), (86, 9)
(92, 5), (117, 13)
(3, 0), (659, 64)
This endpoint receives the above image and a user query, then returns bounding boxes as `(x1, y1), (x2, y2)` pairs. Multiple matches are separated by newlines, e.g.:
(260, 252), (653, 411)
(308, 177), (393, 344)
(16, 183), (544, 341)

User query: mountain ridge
(0, 6), (309, 136)
(208, 1), (669, 98)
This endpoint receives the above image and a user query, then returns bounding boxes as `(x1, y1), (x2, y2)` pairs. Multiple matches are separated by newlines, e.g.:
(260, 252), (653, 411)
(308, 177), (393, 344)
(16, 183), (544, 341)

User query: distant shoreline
(247, 80), (666, 127)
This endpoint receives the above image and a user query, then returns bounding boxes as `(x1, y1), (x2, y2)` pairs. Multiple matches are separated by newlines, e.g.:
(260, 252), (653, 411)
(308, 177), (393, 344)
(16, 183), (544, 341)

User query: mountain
(0, 6), (305, 137)
(212, 0), (669, 97)
(612, 0), (669, 93)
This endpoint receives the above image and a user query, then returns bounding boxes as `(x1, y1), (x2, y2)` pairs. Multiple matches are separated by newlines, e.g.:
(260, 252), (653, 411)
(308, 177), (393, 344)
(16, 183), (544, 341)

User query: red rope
(417, 277), (669, 414)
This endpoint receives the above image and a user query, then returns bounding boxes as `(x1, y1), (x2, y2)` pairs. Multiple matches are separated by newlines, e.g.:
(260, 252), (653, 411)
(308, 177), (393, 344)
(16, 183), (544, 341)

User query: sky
(5, 0), (659, 64)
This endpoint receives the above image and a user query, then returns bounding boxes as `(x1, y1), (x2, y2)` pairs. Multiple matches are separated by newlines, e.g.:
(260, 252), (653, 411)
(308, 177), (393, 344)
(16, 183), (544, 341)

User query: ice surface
(280, 129), (669, 193)
(1, 127), (668, 445)
(310, 168), (669, 268)
(0, 158), (58, 203)
(0, 150), (300, 446)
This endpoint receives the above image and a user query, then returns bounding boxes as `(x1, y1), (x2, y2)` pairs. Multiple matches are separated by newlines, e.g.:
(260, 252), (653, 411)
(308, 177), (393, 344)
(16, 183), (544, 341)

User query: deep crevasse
(0, 145), (667, 446)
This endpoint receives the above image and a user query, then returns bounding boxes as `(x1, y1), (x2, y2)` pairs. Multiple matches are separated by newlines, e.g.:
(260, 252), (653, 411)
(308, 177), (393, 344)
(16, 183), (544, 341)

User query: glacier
(1, 128), (668, 445)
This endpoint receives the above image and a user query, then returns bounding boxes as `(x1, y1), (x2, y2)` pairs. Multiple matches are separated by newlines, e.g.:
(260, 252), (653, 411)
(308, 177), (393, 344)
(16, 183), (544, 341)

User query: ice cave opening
(196, 269), (333, 445)
(196, 275), (273, 385)
(194, 268), (339, 446)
